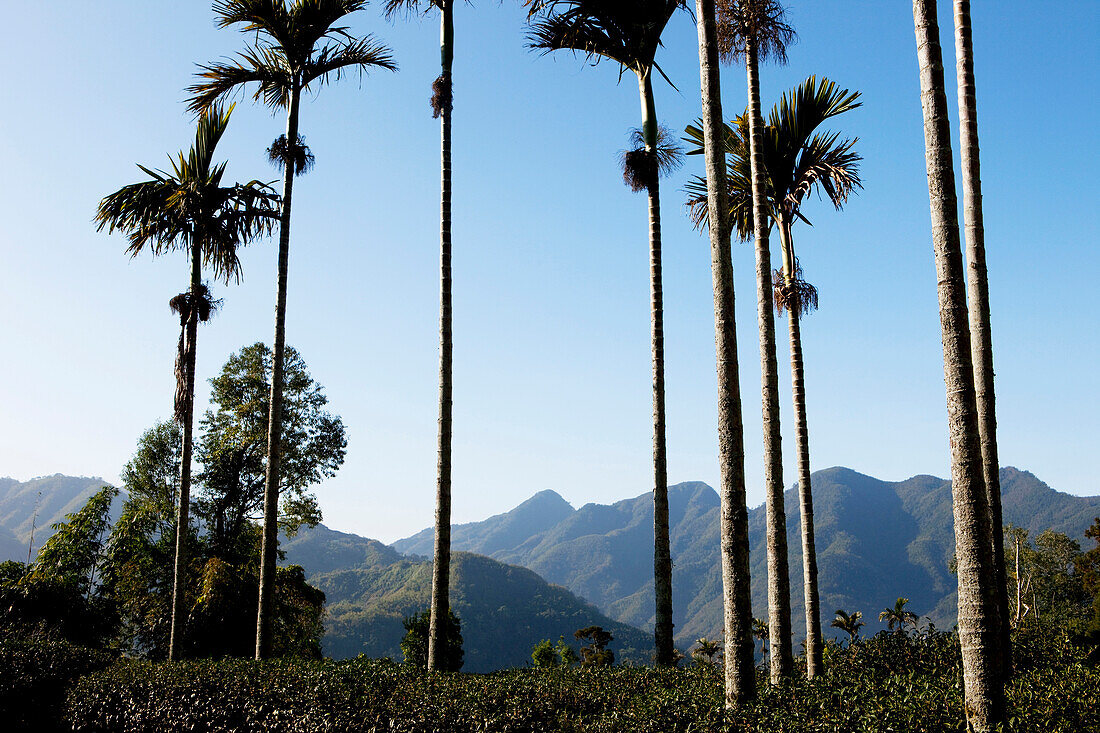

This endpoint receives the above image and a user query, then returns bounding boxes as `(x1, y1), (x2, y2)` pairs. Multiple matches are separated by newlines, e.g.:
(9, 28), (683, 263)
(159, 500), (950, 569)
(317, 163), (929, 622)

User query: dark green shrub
(0, 634), (114, 732)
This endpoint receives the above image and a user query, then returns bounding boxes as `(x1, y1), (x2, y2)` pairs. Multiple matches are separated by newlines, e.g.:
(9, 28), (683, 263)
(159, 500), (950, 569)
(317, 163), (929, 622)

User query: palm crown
(830, 608), (865, 640)
(95, 105), (279, 283)
(187, 0), (397, 114)
(526, 0), (686, 82)
(686, 76), (862, 241)
(879, 597), (919, 633)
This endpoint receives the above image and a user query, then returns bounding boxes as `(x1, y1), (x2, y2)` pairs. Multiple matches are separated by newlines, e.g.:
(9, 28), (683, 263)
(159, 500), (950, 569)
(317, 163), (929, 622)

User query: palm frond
(188, 46), (293, 113)
(302, 36), (398, 87)
(97, 111), (280, 284)
(716, 0), (795, 64)
(788, 132), (862, 211)
(683, 115), (767, 240)
(525, 0), (687, 76)
(382, 0), (443, 19)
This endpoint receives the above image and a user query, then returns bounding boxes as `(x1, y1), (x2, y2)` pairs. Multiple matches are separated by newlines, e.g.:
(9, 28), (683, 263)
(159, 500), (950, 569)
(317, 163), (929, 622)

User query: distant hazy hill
(0, 474), (119, 562)
(393, 467), (1100, 648)
(283, 524), (653, 672)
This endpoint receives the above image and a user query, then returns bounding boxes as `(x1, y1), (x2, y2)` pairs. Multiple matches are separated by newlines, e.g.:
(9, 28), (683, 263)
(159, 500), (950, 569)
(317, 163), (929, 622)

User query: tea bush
(53, 629), (1100, 732)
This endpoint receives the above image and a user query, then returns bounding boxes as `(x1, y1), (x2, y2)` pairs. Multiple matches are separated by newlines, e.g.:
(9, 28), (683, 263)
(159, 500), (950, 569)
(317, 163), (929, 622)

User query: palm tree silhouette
(525, 0), (686, 668)
(95, 105), (278, 660)
(878, 597), (918, 634)
(830, 608), (865, 642)
(187, 0), (396, 658)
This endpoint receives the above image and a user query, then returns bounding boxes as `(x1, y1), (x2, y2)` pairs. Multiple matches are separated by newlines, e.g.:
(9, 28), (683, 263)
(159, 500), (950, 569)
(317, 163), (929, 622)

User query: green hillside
(283, 524), (652, 672)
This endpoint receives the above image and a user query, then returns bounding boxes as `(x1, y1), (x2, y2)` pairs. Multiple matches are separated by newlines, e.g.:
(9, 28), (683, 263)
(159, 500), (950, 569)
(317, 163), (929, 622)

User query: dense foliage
(54, 628), (1099, 732)
(0, 345), (342, 661)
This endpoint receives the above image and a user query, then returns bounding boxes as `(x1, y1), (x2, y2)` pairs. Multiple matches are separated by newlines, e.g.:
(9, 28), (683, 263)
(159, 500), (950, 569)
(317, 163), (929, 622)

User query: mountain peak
(517, 489), (573, 513)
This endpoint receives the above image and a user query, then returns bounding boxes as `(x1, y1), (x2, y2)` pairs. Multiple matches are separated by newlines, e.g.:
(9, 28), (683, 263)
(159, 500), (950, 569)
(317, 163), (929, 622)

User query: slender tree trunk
(745, 39), (793, 683)
(255, 83), (301, 660)
(168, 245), (202, 662)
(693, 1), (754, 701)
(912, 2), (1005, 728)
(953, 0), (1011, 679)
(777, 221), (822, 677)
(637, 71), (674, 668)
(428, 2), (455, 672)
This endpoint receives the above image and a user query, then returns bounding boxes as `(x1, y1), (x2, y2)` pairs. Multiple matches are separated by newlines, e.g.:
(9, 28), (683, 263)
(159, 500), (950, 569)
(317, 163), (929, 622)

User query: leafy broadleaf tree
(103, 421), (189, 657)
(187, 0), (396, 659)
(713, 0), (795, 685)
(525, 0), (686, 670)
(95, 106), (278, 660)
(401, 608), (464, 671)
(194, 342), (345, 566)
(912, 1), (1005, 727)
(2, 486), (120, 647)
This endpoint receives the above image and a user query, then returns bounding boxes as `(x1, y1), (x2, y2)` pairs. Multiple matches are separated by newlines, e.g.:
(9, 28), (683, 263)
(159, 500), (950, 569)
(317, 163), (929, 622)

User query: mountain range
(392, 467), (1100, 648)
(0, 474), (116, 562)
(3, 467), (1097, 671)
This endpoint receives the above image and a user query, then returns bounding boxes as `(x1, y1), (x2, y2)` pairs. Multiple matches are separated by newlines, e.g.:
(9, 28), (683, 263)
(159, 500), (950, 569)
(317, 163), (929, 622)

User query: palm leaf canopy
(684, 76), (862, 239)
(95, 105), (280, 283)
(715, 0), (795, 64)
(188, 0), (397, 113)
(525, 0), (687, 82)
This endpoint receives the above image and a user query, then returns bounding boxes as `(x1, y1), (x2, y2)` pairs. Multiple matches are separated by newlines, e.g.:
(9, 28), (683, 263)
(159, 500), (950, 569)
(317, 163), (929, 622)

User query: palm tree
(690, 0), (756, 703)
(95, 105), (278, 660)
(830, 609), (864, 642)
(752, 617), (769, 665)
(525, 0), (686, 669)
(952, 0), (1011, 678)
(714, 0), (795, 684)
(187, 0), (397, 659)
(691, 636), (722, 666)
(381, 0), (457, 673)
(878, 597), (918, 634)
(686, 77), (862, 679)
(912, 1), (1005, 728)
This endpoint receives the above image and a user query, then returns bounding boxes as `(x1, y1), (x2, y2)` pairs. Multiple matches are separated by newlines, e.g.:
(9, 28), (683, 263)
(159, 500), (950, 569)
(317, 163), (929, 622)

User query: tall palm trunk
(693, 1), (754, 700)
(912, 1), (1004, 728)
(745, 39), (793, 682)
(953, 0), (1010, 678)
(256, 83), (301, 660)
(777, 220), (821, 677)
(428, 2), (455, 672)
(167, 244), (202, 661)
(638, 70), (674, 668)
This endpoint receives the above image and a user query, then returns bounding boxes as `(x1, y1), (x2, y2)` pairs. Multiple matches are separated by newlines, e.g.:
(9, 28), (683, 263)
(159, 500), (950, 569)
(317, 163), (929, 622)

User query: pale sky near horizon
(1, 2), (1097, 544)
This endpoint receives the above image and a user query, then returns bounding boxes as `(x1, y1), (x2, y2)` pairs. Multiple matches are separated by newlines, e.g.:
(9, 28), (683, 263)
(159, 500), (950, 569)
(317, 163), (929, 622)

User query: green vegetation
(0, 345), (342, 661)
(401, 608), (464, 671)
(1, 626), (1094, 732)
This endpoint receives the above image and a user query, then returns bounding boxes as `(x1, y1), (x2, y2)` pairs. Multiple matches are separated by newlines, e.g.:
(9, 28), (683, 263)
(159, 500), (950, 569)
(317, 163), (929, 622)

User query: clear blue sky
(1, 2), (1096, 543)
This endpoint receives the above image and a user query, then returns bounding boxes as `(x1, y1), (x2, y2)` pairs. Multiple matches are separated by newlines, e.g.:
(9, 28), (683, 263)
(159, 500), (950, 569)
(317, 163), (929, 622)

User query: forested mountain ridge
(4, 467), (1096, 668)
(393, 467), (1100, 647)
(282, 523), (653, 672)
